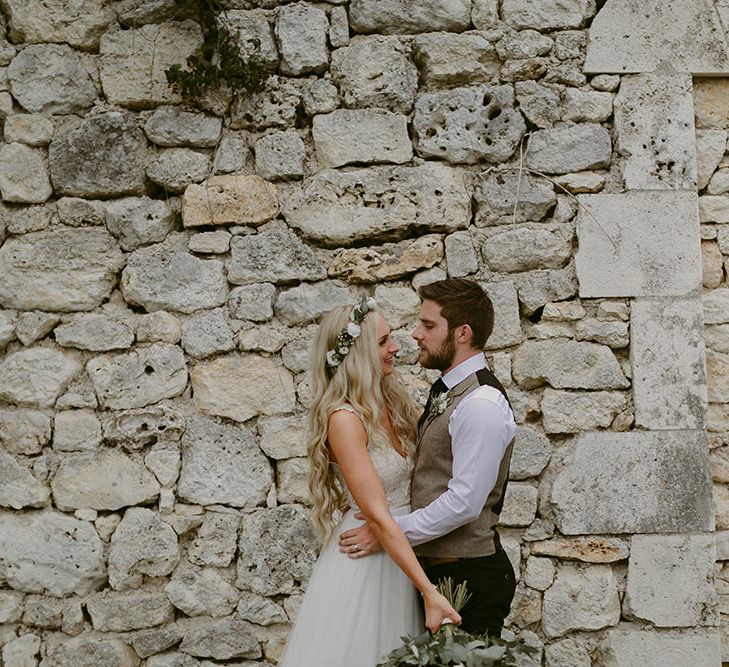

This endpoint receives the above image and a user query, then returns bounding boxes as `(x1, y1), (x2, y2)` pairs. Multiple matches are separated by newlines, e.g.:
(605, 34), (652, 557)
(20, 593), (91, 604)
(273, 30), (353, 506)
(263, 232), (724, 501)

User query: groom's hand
(338, 512), (383, 558)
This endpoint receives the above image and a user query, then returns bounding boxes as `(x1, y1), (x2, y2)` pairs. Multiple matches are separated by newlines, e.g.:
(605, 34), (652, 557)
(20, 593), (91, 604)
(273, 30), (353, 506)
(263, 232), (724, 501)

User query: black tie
(418, 378), (447, 429)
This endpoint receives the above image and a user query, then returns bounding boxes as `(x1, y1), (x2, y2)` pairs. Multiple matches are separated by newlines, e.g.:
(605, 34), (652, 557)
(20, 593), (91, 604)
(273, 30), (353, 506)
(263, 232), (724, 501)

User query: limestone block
(188, 230), (231, 254)
(0, 510), (105, 595)
(542, 389), (627, 433)
(349, 0), (470, 34)
(496, 30), (553, 60)
(574, 318), (629, 348)
(212, 131), (250, 175)
(625, 534), (718, 627)
(274, 281), (355, 325)
(7, 44), (95, 114)
(696, 129), (727, 190)
(0, 143), (51, 203)
(275, 4), (328, 76)
(510, 426), (551, 480)
(545, 638), (590, 667)
(329, 5), (349, 47)
(0, 590), (23, 623)
(331, 36), (418, 113)
(56, 197), (105, 227)
(585, 0), (729, 74)
(144, 443), (180, 486)
(312, 109), (412, 169)
(87, 590), (174, 631)
(221, 10), (279, 68)
(109, 507), (179, 590)
(498, 482), (537, 526)
(1, 204), (50, 236)
(182, 174), (278, 228)
(414, 31), (500, 89)
(481, 280), (523, 350)
(258, 414), (308, 459)
(53, 409), (101, 451)
(708, 168), (729, 195)
(694, 78), (729, 129)
(144, 107), (222, 147)
(144, 652), (197, 667)
(482, 226), (572, 272)
(284, 163), (470, 246)
(514, 264), (578, 315)
(235, 505), (318, 595)
(553, 171), (606, 194)
(4, 113), (53, 146)
(105, 196), (175, 252)
(0, 449), (49, 509)
(550, 431), (713, 534)
(445, 231), (477, 277)
(228, 221), (325, 285)
(631, 297), (707, 429)
(710, 404), (729, 433)
(277, 457), (310, 505)
(165, 562), (238, 617)
(137, 312), (181, 344)
(515, 81), (561, 129)
(188, 512), (240, 567)
(596, 300), (632, 321)
(531, 536), (629, 563)
(0, 347), (80, 408)
(146, 148), (211, 193)
(0, 407), (51, 455)
(614, 73), (696, 190)
(45, 636), (140, 667)
(525, 556), (555, 591)
(526, 123), (611, 174)
(121, 234), (228, 313)
(708, 350), (729, 404)
(54, 314), (134, 352)
(474, 170), (556, 226)
(239, 325), (287, 354)
(700, 195), (729, 223)
(505, 583), (541, 628)
(255, 130), (305, 181)
(575, 192), (701, 297)
(512, 339), (627, 390)
(51, 448), (160, 511)
(230, 75), (302, 131)
(181, 308), (235, 358)
(329, 235), (443, 283)
(228, 284), (275, 322)
(472, 0), (498, 28)
(542, 301), (586, 321)
(282, 335), (313, 373)
(502, 0), (595, 30)
(553, 30), (587, 60)
(49, 111), (147, 197)
(562, 89), (613, 123)
(374, 285), (420, 329)
(413, 84), (526, 164)
(179, 616), (262, 660)
(99, 21), (203, 108)
(301, 79), (339, 116)
(706, 324), (729, 354)
(2, 634), (40, 667)
(238, 591), (287, 626)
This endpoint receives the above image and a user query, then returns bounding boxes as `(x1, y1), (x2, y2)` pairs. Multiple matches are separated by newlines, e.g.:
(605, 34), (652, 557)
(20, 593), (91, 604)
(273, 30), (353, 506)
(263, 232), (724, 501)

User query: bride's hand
(421, 587), (462, 634)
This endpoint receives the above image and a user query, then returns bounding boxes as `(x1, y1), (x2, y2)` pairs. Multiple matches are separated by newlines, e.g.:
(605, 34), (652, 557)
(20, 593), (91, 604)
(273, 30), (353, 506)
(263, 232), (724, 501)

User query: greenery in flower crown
(326, 296), (378, 375)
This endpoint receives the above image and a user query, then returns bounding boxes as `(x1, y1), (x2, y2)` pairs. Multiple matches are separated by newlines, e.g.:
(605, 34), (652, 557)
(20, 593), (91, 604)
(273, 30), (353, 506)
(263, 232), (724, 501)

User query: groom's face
(412, 299), (456, 371)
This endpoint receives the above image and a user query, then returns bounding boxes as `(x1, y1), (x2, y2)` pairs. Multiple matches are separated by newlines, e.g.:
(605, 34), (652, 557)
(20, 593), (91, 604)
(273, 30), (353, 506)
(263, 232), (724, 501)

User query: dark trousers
(421, 545), (516, 638)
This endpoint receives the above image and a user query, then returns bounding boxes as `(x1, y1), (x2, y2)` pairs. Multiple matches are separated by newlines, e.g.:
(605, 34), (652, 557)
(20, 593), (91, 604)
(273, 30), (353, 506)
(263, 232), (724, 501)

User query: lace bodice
(332, 407), (413, 513)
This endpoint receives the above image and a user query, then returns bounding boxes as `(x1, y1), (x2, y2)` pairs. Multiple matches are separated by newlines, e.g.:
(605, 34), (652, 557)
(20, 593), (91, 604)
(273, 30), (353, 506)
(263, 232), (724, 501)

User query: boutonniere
(428, 391), (451, 419)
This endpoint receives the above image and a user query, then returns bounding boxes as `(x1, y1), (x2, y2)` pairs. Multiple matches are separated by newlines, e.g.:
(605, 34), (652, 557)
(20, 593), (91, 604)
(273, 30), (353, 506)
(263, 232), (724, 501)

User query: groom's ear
(455, 324), (474, 345)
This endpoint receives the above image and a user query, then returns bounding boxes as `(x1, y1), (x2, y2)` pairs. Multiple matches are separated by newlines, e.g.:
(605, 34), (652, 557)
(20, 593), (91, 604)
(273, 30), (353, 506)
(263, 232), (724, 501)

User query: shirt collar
(440, 352), (486, 390)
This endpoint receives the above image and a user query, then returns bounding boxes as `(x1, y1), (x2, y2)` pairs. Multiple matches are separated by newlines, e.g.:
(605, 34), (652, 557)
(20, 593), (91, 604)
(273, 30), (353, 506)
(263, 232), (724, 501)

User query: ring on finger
(351, 543), (360, 552)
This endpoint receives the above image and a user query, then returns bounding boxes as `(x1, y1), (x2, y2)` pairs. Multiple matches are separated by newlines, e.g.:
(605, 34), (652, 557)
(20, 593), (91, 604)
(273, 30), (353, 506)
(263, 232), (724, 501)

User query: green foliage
(165, 0), (272, 105)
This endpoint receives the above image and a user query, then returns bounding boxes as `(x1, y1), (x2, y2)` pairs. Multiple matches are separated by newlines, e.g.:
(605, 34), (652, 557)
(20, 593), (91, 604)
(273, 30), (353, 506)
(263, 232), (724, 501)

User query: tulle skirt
(278, 506), (423, 667)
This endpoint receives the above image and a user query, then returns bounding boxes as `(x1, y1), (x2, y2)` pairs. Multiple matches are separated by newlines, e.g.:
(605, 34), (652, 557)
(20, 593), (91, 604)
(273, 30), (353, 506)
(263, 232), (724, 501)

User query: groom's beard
(420, 331), (456, 371)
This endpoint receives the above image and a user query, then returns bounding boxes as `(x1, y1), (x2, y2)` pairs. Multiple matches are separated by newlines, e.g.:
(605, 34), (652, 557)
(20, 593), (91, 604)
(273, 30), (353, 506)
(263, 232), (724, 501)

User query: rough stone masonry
(0, 0), (728, 665)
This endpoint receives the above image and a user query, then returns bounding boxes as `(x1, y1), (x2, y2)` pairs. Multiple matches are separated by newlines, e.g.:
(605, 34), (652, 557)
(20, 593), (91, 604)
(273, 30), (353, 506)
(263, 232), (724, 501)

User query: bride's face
(376, 314), (399, 376)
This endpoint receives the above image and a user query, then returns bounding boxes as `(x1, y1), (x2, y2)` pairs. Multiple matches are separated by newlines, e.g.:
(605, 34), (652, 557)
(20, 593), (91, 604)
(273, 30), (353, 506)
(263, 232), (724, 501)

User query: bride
(278, 298), (460, 666)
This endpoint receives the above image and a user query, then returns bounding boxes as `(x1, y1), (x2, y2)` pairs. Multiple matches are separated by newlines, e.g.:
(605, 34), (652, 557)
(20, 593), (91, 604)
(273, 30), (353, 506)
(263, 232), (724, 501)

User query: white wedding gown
(278, 412), (423, 666)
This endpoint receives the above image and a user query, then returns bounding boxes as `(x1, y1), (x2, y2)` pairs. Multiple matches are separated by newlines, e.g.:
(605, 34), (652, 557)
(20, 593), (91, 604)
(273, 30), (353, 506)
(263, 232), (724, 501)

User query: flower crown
(326, 296), (378, 374)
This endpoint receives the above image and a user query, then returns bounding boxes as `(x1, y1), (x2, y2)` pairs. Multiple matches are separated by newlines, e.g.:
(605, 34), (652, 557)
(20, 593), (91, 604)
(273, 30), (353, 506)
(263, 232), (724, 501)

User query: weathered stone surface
(54, 314), (134, 352)
(284, 163), (470, 246)
(7, 44), (96, 114)
(502, 0), (595, 30)
(625, 535), (718, 627)
(515, 81), (561, 129)
(88, 590), (174, 631)
(413, 84), (526, 164)
(0, 510), (105, 595)
(707, 168), (729, 196)
(45, 635), (140, 667)
(257, 415), (308, 461)
(0, 408), (51, 455)
(212, 130), (250, 175)
(87, 343), (186, 410)
(514, 264), (578, 315)
(179, 616), (262, 660)
(0, 143), (51, 203)
(700, 195), (729, 223)
(531, 536), (629, 563)
(181, 308), (235, 358)
(510, 426), (551, 480)
(4, 114), (53, 147)
(230, 75), (302, 131)
(50, 111), (147, 197)
(550, 431), (713, 534)
(706, 324), (729, 354)
(482, 280), (523, 349)
(144, 444), (181, 486)
(331, 36), (417, 113)
(0, 590), (23, 623)
(0, 347), (80, 408)
(543, 301), (586, 322)
(237, 591), (287, 626)
(574, 318), (629, 347)
(144, 107), (222, 147)
(0, 449), (49, 509)
(106, 196), (176, 252)
(631, 298), (707, 429)
(255, 130), (305, 181)
(695, 77), (729, 129)
(182, 174), (278, 228)
(178, 414), (272, 509)
(553, 171), (606, 194)
(349, 0), (471, 34)
(496, 29), (553, 59)
(274, 281), (354, 325)
(2, 634), (40, 667)
(474, 170), (556, 226)
(444, 231), (477, 277)
(542, 563), (619, 638)
(575, 192), (701, 297)
(227, 284), (276, 323)
(189, 230), (231, 254)
(708, 350), (729, 404)
(542, 389), (627, 433)
(236, 505), (318, 595)
(598, 626), (721, 667)
(704, 289), (729, 325)
(512, 339), (627, 390)
(275, 3), (328, 76)
(526, 123), (611, 174)
(614, 73), (696, 190)
(99, 21), (203, 108)
(499, 482), (537, 526)
(188, 512), (240, 567)
(373, 285), (420, 329)
(146, 148), (211, 193)
(121, 234), (228, 313)
(132, 623), (184, 659)
(329, 5), (349, 47)
(53, 409), (102, 451)
(524, 556), (555, 591)
(277, 457), (310, 505)
(165, 562), (238, 617)
(228, 221), (326, 285)
(505, 583), (541, 628)
(482, 226), (573, 272)
(585, 0), (729, 74)
(312, 109), (412, 169)
(109, 507), (179, 590)
(56, 197), (106, 227)
(696, 129), (727, 190)
(563, 89), (613, 123)
(137, 312), (182, 344)
(144, 651), (198, 667)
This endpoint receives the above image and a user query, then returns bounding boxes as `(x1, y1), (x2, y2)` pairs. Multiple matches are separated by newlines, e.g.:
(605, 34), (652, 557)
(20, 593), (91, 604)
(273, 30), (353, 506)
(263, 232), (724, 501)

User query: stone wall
(0, 0), (727, 666)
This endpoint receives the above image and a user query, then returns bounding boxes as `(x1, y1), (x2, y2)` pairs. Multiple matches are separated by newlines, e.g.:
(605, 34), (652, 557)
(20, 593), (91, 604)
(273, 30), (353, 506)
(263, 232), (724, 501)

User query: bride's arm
(327, 410), (460, 633)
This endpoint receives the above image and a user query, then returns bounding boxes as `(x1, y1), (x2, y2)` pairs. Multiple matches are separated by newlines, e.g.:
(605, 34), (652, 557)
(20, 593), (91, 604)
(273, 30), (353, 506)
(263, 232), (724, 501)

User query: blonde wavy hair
(307, 304), (419, 543)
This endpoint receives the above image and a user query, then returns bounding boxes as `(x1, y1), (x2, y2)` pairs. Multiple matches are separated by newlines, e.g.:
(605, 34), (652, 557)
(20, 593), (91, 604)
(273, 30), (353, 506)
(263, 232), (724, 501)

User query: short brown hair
(418, 278), (494, 349)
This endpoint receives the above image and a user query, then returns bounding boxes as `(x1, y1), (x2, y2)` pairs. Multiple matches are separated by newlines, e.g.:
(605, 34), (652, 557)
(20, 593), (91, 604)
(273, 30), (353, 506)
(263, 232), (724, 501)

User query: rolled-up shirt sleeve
(394, 386), (516, 546)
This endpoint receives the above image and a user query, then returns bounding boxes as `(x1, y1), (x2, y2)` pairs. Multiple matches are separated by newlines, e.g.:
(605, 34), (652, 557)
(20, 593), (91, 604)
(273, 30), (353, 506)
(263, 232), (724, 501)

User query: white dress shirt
(394, 353), (516, 546)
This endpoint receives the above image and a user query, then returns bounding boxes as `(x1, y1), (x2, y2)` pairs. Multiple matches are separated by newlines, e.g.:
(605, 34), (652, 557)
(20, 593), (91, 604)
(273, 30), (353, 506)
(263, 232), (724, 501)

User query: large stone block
(550, 431), (713, 534)
(575, 192), (701, 297)
(481, 226), (572, 272)
(614, 72), (696, 190)
(542, 389), (627, 433)
(165, 562), (238, 617)
(510, 426), (551, 480)
(49, 111), (147, 198)
(87, 590), (174, 632)
(275, 281), (355, 325)
(275, 3), (328, 76)
(180, 308), (235, 359)
(3, 111), (54, 146)
(513, 264), (578, 315)
(45, 636), (140, 667)
(178, 616), (262, 660)
(105, 196), (176, 252)
(0, 510), (105, 596)
(0, 407), (51, 455)
(349, 0), (471, 34)
(54, 313), (135, 352)
(631, 298), (707, 429)
(221, 9), (279, 69)
(474, 170), (556, 226)
(696, 129), (727, 190)
(0, 347), (80, 408)
(284, 163), (470, 246)
(0, 449), (50, 510)
(502, 0), (595, 30)
(624, 535), (718, 627)
(0, 143), (52, 204)
(482, 280), (524, 349)
(229, 74), (302, 131)
(585, 0), (729, 74)
(146, 148), (211, 193)
(694, 78), (729, 129)
(525, 123), (611, 174)
(144, 106), (222, 147)
(413, 84), (526, 164)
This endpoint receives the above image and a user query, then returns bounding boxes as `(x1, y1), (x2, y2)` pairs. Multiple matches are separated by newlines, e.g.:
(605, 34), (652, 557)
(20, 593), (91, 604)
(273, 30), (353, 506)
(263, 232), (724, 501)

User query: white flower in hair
(346, 322), (361, 337)
(366, 297), (377, 310)
(326, 350), (340, 367)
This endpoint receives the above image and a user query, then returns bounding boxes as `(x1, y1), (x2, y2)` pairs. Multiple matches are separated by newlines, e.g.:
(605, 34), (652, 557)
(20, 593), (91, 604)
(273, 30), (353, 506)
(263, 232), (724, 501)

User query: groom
(339, 278), (517, 637)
